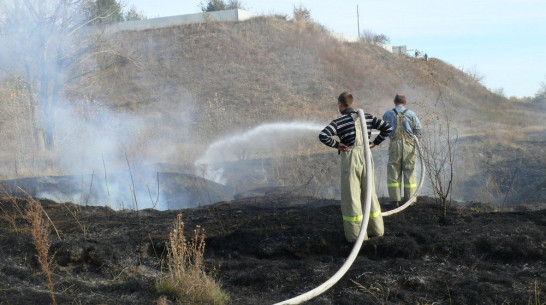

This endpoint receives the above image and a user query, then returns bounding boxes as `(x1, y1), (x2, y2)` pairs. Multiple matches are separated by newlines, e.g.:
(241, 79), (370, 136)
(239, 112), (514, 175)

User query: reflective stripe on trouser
(340, 148), (384, 243)
(387, 137), (417, 202)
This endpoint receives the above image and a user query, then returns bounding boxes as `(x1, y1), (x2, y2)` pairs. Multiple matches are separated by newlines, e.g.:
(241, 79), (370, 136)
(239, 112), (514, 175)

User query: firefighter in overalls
(319, 92), (392, 242)
(382, 94), (423, 207)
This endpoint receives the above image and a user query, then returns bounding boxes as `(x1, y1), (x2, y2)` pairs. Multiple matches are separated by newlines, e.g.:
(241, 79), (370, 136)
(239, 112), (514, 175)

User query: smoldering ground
(0, 195), (544, 304)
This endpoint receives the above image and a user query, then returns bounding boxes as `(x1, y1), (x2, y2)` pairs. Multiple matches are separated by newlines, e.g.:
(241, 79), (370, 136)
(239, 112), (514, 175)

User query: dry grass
(0, 191), (25, 232)
(89, 16), (510, 139)
(156, 214), (229, 305)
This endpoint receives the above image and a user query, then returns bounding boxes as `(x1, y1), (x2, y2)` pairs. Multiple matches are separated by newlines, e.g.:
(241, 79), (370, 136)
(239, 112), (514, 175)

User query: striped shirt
(319, 108), (392, 148)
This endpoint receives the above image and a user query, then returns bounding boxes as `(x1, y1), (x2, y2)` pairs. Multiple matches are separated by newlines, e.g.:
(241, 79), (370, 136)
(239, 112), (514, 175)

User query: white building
(106, 9), (257, 33)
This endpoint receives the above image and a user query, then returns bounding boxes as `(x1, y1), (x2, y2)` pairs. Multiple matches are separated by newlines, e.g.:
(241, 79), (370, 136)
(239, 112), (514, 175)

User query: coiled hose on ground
(273, 109), (425, 305)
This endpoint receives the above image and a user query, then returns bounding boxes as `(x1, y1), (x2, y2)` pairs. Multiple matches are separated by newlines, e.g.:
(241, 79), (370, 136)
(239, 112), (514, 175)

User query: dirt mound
(0, 194), (544, 304)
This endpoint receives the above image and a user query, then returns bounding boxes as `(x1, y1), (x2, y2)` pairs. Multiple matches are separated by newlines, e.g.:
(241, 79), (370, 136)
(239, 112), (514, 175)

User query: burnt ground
(0, 193), (544, 305)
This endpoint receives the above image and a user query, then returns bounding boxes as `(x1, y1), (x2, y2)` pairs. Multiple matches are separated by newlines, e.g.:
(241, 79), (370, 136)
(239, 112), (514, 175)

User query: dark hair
(394, 94), (406, 105)
(338, 92), (354, 107)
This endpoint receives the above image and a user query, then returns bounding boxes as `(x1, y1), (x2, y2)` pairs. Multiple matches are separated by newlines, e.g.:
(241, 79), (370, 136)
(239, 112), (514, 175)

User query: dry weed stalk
(125, 152), (139, 213)
(156, 214), (229, 304)
(146, 172), (160, 209)
(529, 280), (544, 305)
(25, 198), (57, 305)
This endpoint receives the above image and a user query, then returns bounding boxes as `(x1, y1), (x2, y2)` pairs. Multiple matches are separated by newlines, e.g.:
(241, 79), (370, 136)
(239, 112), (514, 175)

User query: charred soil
(0, 195), (545, 305)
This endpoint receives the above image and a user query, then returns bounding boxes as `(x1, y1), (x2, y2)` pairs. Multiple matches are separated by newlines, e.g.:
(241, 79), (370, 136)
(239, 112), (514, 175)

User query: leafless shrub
(462, 65), (485, 83)
(420, 100), (458, 218)
(492, 87), (506, 98)
(156, 214), (229, 304)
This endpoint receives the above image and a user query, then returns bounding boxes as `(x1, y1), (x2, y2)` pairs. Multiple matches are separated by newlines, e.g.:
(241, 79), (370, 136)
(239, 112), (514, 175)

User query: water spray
(194, 121), (324, 184)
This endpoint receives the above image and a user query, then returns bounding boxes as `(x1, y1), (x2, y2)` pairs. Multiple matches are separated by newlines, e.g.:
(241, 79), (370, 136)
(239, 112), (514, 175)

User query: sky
(123, 0), (546, 98)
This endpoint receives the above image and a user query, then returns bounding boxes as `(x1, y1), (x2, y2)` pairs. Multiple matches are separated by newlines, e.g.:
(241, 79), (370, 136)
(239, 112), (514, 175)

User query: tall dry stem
(25, 198), (57, 305)
(125, 152), (139, 214)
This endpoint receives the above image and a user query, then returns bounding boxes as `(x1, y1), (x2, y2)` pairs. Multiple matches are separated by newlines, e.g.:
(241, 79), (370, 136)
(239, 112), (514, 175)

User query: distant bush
(273, 14), (289, 21)
(124, 6), (146, 21)
(293, 4), (311, 21)
(532, 76), (546, 104)
(201, 0), (243, 12)
(361, 30), (390, 45)
(85, 0), (124, 25)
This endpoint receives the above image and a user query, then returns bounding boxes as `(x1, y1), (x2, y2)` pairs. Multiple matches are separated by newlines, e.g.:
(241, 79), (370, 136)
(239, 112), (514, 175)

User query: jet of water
(195, 121), (324, 184)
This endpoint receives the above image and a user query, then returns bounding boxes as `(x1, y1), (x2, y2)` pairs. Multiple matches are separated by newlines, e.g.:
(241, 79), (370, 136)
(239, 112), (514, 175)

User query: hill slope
(1, 15), (544, 207)
(78, 16), (544, 205)
(85, 16), (521, 133)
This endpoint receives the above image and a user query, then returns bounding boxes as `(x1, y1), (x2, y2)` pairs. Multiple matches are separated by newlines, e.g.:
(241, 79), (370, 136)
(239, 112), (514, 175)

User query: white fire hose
(273, 109), (425, 305)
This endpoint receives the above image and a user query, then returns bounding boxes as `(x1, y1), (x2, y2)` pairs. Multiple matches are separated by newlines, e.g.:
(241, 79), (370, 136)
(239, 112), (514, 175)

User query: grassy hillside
(84, 16), (533, 135)
(1, 15), (544, 207)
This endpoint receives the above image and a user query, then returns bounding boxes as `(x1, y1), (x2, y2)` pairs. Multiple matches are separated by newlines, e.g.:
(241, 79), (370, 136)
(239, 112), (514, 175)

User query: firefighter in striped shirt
(319, 92), (392, 243)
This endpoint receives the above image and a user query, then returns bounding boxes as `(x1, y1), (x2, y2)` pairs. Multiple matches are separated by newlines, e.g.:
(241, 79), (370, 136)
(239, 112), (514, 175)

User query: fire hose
(273, 109), (425, 305)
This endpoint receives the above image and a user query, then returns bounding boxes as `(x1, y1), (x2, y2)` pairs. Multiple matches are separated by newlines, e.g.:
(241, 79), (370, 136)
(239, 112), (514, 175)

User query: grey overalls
(387, 109), (418, 203)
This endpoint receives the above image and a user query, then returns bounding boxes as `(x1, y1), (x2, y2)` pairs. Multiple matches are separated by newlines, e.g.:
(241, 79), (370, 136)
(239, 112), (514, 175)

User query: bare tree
(0, 0), (101, 151)
(420, 99), (458, 219)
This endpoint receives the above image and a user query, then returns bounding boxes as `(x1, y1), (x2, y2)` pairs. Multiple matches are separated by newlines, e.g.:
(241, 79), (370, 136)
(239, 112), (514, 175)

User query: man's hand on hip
(338, 143), (349, 152)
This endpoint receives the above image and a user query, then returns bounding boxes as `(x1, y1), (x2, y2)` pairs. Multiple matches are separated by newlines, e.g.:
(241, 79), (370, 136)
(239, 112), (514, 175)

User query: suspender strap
(393, 108), (408, 116)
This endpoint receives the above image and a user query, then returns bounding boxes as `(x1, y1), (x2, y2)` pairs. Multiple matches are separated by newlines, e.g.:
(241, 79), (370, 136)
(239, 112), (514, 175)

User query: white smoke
(0, 1), (173, 210)
(52, 100), (167, 210)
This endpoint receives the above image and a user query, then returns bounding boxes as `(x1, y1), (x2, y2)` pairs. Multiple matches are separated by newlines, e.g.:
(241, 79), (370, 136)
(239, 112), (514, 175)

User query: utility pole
(357, 5), (360, 39)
